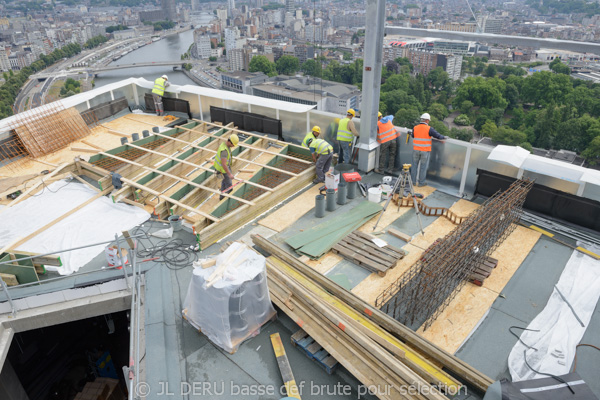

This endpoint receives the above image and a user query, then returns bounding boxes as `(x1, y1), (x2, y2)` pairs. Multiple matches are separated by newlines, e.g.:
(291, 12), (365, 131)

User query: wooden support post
(95, 151), (256, 206)
(270, 333), (302, 400)
(150, 131), (299, 177)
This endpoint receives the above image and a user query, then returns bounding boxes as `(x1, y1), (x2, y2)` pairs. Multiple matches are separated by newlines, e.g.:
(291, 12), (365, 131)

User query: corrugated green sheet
(285, 201), (383, 259)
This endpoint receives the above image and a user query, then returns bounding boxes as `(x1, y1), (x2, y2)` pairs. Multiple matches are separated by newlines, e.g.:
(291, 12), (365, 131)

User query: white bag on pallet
(182, 242), (276, 353)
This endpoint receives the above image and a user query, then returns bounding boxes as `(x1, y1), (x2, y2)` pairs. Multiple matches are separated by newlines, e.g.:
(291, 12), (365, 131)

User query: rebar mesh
(376, 178), (534, 330)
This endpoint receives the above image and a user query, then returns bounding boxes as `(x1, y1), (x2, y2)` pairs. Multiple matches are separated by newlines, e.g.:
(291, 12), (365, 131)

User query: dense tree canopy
(249, 55), (276, 77)
(275, 55), (300, 75)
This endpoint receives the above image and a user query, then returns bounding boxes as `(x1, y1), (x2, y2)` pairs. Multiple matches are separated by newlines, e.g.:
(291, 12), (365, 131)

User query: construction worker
(214, 134), (239, 200)
(302, 126), (321, 148)
(336, 109), (359, 164)
(307, 138), (333, 184)
(375, 112), (400, 174)
(152, 74), (170, 116)
(409, 113), (448, 188)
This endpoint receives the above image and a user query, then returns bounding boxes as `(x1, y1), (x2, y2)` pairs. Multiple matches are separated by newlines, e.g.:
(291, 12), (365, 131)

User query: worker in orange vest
(409, 113), (448, 188)
(375, 112), (400, 174)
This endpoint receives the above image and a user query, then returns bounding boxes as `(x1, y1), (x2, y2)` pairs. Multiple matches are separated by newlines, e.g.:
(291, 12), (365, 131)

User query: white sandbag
(508, 248), (600, 380)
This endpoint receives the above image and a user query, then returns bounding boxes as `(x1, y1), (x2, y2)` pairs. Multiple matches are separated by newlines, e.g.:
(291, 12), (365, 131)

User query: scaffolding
(377, 179), (534, 330)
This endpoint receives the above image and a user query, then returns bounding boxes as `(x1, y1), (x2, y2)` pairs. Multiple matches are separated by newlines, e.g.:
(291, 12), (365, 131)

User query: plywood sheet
(358, 185), (436, 233)
(304, 252), (344, 275)
(351, 242), (424, 306)
(258, 184), (320, 232)
(416, 226), (541, 354)
(0, 114), (170, 179)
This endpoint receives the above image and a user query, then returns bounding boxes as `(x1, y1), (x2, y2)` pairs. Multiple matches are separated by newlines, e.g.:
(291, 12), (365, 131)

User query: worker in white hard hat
(152, 74), (170, 116)
(375, 111), (400, 174)
(214, 134), (239, 200)
(336, 108), (359, 164)
(407, 112), (448, 191)
(302, 126), (321, 148)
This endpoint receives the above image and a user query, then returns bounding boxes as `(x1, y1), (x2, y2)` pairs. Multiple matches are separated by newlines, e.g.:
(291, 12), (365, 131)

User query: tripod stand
(372, 164), (424, 235)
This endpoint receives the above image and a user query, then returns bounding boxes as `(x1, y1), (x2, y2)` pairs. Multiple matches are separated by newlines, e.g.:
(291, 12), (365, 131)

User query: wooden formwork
(77, 120), (316, 249)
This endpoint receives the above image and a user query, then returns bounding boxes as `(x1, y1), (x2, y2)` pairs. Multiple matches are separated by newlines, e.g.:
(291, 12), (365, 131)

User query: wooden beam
(7, 188), (111, 251)
(251, 234), (494, 394)
(78, 159), (221, 223)
(1, 162), (73, 210)
(177, 124), (312, 164)
(69, 173), (100, 192)
(70, 146), (99, 154)
(33, 159), (59, 168)
(0, 273), (18, 286)
(150, 131), (299, 177)
(125, 143), (275, 193)
(195, 119), (305, 151)
(81, 140), (106, 150)
(96, 150), (255, 206)
(100, 124), (129, 137)
(270, 332), (302, 399)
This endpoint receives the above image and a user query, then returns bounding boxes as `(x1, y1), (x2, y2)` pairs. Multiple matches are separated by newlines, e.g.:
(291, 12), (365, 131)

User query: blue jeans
(338, 140), (351, 164)
(411, 151), (430, 185)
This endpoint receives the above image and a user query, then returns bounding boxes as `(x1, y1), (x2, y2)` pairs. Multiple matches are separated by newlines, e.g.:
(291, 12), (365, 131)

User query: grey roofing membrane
(4, 170), (600, 399)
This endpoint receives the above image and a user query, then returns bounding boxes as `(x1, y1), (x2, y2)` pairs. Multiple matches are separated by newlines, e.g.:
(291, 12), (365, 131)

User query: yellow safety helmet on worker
(229, 134), (239, 146)
(346, 109), (355, 117)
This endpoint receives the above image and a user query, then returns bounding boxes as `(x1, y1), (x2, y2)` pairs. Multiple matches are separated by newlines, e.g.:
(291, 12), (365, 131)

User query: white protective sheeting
(0, 180), (149, 275)
(183, 242), (276, 353)
(508, 249), (600, 380)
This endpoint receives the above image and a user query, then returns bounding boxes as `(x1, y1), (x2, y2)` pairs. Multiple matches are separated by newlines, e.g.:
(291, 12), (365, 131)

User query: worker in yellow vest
(214, 134), (239, 200)
(152, 75), (170, 116)
(307, 138), (334, 184)
(409, 113), (447, 189)
(375, 112), (400, 174)
(336, 109), (359, 164)
(302, 126), (321, 148)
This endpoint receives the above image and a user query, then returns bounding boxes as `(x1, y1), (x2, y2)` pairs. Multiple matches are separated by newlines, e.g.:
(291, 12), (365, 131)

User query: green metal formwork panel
(0, 254), (38, 284)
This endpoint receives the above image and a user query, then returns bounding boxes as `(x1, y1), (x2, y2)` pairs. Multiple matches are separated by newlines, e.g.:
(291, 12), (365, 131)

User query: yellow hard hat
(347, 109), (355, 117)
(229, 134), (239, 146)
(312, 126), (321, 133)
(378, 112), (382, 118)
(334, 118), (340, 124)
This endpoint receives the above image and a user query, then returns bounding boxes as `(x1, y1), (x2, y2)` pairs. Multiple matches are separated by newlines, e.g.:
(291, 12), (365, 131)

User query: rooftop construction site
(0, 68), (599, 400)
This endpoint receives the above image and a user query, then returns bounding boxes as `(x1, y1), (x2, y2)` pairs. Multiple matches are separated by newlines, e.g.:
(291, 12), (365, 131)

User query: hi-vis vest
(152, 77), (167, 96)
(337, 118), (353, 142)
(213, 142), (232, 173)
(377, 120), (398, 144)
(310, 138), (333, 155)
(413, 124), (432, 152)
(302, 132), (316, 148)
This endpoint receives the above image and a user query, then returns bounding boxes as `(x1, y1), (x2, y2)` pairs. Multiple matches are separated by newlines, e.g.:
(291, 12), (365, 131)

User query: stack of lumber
(285, 201), (382, 259)
(332, 230), (405, 276)
(253, 234), (494, 399)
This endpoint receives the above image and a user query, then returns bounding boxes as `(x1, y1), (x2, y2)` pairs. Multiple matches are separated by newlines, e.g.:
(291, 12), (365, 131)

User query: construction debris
(331, 230), (405, 276)
(252, 234), (494, 395)
(377, 179), (534, 330)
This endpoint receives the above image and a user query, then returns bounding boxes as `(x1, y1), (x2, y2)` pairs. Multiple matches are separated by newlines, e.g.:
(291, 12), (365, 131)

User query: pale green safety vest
(310, 139), (333, 155)
(213, 142), (232, 173)
(302, 132), (316, 148)
(152, 77), (166, 96)
(337, 118), (353, 142)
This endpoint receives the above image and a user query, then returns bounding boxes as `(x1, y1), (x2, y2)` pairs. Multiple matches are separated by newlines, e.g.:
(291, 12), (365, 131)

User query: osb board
(417, 225), (542, 354)
(258, 184), (321, 232)
(114, 114), (171, 133)
(351, 198), (476, 306)
(358, 185), (436, 233)
(304, 252), (344, 275)
(351, 242), (426, 306)
(0, 114), (169, 179)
